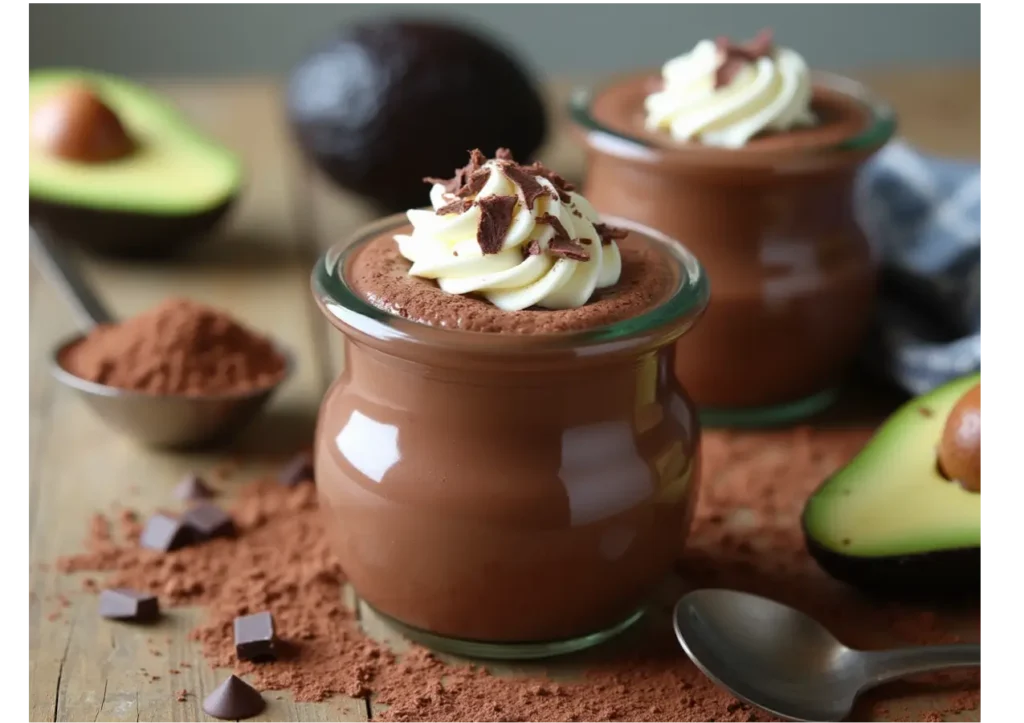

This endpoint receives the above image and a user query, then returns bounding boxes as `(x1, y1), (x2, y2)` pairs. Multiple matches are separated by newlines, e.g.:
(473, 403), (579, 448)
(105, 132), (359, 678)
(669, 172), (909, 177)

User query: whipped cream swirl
(644, 30), (815, 148)
(396, 151), (624, 312)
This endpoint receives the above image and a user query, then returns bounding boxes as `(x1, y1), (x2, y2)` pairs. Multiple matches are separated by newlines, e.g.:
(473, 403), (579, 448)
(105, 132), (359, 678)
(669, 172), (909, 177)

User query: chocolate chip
(182, 503), (235, 541)
(174, 473), (216, 502)
(501, 164), (547, 210)
(234, 611), (277, 661)
(476, 195), (517, 254)
(593, 222), (628, 246)
(278, 452), (314, 487)
(202, 675), (265, 720)
(139, 514), (193, 552)
(435, 198), (473, 216)
(548, 238), (591, 262)
(99, 588), (160, 622)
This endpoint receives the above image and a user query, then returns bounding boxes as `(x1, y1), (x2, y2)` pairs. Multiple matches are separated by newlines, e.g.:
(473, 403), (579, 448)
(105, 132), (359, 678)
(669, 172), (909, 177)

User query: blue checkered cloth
(854, 140), (981, 396)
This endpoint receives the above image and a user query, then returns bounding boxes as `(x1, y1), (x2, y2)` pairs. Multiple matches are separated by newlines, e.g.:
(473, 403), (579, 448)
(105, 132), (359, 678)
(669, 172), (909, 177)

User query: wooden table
(29, 68), (980, 722)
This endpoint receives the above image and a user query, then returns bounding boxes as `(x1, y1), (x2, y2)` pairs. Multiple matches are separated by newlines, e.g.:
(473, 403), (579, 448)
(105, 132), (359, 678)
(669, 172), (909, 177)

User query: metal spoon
(31, 229), (293, 449)
(673, 589), (979, 722)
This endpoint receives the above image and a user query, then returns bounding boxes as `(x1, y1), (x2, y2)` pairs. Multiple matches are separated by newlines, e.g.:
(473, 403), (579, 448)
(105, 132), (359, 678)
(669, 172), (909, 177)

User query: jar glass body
(311, 214), (709, 658)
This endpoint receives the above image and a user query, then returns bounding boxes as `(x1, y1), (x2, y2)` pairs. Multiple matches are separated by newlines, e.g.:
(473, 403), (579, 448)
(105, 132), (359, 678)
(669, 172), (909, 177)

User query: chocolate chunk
(234, 611), (277, 661)
(174, 473), (216, 502)
(435, 198), (473, 216)
(548, 238), (591, 262)
(715, 29), (775, 88)
(476, 195), (517, 254)
(139, 513), (193, 552)
(501, 163), (547, 210)
(593, 222), (629, 246)
(182, 503), (235, 540)
(202, 675), (265, 720)
(278, 451), (314, 487)
(99, 588), (160, 622)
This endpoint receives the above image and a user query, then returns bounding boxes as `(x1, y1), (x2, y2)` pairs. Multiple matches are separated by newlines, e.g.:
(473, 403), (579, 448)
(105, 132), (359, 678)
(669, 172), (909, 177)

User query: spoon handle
(861, 643), (980, 685)
(29, 228), (114, 329)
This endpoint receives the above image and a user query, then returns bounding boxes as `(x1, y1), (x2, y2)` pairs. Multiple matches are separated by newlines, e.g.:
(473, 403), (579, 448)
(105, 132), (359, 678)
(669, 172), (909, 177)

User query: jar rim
(569, 70), (897, 166)
(311, 212), (710, 356)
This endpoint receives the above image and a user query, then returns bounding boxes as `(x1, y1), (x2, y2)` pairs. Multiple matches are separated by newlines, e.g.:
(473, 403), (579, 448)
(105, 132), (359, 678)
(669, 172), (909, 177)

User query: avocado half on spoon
(803, 373), (980, 597)
(29, 69), (242, 257)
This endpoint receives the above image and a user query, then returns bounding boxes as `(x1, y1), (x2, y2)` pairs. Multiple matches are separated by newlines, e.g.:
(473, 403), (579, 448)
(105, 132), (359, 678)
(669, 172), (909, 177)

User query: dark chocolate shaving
(476, 195), (517, 255)
(495, 147), (515, 161)
(502, 164), (548, 210)
(548, 238), (591, 262)
(536, 213), (572, 244)
(457, 168), (490, 198)
(524, 162), (576, 202)
(524, 240), (543, 256)
(594, 222), (629, 246)
(435, 198), (474, 216)
(423, 148), (488, 194)
(714, 29), (775, 88)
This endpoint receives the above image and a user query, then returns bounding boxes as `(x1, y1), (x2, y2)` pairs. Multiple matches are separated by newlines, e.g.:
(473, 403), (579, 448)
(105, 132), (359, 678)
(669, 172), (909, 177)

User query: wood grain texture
(29, 68), (979, 722)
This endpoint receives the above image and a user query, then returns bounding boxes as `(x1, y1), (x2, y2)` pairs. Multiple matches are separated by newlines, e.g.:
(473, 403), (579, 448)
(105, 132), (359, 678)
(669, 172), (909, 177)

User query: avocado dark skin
(801, 374), (980, 602)
(30, 199), (235, 258)
(287, 20), (548, 213)
(803, 521), (980, 601)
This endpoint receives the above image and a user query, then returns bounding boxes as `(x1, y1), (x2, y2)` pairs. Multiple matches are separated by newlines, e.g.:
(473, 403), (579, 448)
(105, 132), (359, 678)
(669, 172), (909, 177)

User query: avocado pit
(937, 383), (981, 493)
(31, 83), (136, 163)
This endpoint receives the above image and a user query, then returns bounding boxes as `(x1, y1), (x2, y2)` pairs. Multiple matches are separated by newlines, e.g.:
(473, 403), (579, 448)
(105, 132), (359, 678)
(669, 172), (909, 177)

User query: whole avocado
(286, 20), (548, 212)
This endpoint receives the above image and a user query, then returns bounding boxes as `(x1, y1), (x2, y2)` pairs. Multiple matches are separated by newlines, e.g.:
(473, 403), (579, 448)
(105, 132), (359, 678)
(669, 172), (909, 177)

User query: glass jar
(311, 213), (709, 659)
(570, 72), (896, 426)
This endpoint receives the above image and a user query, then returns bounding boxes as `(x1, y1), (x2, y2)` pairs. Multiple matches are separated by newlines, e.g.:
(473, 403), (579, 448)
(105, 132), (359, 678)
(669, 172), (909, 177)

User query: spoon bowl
(673, 589), (979, 721)
(32, 227), (293, 450)
(51, 333), (293, 449)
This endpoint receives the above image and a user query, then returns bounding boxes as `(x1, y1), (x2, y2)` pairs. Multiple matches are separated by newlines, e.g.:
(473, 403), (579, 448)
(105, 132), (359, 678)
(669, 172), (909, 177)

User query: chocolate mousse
(347, 226), (677, 334)
(572, 31), (895, 422)
(311, 150), (709, 656)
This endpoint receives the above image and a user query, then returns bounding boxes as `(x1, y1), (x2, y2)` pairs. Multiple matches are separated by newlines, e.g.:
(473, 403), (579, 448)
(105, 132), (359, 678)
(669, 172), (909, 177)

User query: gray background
(31, 4), (980, 78)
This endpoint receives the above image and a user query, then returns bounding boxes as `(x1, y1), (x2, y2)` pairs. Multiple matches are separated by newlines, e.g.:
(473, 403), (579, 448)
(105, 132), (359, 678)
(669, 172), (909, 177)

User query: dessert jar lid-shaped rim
(311, 212), (709, 358)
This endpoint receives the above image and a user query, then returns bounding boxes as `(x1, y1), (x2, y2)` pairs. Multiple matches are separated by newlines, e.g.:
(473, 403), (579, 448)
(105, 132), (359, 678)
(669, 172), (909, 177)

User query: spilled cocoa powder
(54, 428), (980, 722)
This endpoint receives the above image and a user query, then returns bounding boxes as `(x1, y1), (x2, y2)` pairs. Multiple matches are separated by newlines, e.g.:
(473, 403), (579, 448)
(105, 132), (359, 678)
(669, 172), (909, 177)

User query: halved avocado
(29, 69), (242, 257)
(802, 373), (980, 597)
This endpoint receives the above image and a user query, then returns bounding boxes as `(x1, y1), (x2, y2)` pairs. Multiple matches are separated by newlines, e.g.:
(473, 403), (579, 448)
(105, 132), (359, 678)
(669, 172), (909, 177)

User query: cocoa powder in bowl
(52, 428), (979, 722)
(59, 298), (286, 396)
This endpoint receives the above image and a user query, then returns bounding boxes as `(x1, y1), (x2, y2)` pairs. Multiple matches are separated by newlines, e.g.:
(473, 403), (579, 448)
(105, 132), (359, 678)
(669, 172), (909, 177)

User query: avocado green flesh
(804, 374), (981, 558)
(29, 70), (241, 214)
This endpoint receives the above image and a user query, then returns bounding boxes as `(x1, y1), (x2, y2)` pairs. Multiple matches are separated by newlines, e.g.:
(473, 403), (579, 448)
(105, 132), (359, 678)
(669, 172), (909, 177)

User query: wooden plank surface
(29, 68), (980, 722)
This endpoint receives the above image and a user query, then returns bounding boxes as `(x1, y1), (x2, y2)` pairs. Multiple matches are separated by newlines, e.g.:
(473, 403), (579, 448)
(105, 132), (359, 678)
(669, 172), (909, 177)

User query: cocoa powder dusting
(55, 429), (979, 721)
(59, 298), (286, 396)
